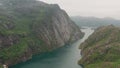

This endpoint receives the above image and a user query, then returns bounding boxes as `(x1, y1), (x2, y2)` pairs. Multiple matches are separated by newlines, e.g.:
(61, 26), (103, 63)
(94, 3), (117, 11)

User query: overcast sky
(39, 0), (120, 19)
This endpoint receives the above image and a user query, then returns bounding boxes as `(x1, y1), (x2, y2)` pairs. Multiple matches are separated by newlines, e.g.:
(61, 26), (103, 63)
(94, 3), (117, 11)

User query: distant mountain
(79, 25), (120, 68)
(71, 16), (120, 27)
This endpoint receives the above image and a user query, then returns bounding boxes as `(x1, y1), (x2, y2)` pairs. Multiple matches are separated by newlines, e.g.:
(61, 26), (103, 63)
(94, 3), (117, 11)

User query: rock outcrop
(79, 25), (120, 68)
(0, 0), (84, 67)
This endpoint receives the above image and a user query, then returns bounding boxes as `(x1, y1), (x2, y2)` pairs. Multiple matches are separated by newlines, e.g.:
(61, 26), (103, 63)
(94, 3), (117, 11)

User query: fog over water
(39, 0), (120, 19)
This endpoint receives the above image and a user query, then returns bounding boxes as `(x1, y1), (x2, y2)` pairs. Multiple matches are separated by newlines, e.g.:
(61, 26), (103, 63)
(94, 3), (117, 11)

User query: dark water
(10, 27), (94, 68)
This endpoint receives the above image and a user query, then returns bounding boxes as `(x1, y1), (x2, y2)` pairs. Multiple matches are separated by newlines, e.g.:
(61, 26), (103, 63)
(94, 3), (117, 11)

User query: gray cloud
(39, 0), (120, 19)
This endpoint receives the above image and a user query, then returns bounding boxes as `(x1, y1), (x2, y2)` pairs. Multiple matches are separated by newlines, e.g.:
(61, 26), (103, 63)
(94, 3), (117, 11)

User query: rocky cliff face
(0, 0), (84, 67)
(79, 25), (120, 68)
(32, 5), (83, 51)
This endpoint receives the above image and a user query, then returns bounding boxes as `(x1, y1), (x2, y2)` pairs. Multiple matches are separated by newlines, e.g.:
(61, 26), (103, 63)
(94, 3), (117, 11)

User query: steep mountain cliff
(79, 25), (120, 68)
(0, 0), (84, 67)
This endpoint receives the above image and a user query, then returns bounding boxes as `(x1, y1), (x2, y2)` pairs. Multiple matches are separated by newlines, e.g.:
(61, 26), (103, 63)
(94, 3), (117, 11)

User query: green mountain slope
(79, 25), (120, 68)
(0, 0), (84, 67)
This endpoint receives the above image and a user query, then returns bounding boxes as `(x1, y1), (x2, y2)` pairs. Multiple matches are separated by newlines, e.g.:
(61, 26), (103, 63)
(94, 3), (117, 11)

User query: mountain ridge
(0, 0), (84, 67)
(79, 25), (120, 68)
(71, 16), (120, 27)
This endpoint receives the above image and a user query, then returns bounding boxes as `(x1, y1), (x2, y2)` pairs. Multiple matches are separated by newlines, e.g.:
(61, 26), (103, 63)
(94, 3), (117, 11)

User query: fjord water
(10, 27), (94, 68)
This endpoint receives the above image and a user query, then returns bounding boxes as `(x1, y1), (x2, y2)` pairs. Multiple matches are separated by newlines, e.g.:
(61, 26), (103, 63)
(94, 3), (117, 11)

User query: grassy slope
(0, 0), (56, 66)
(79, 25), (120, 68)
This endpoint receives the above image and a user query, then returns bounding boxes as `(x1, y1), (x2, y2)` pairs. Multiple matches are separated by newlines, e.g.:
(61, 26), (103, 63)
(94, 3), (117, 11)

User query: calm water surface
(10, 27), (94, 68)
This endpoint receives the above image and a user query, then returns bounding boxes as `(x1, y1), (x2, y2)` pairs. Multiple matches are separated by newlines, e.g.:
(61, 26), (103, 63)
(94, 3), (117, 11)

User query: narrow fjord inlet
(1, 0), (120, 68)
(10, 28), (94, 68)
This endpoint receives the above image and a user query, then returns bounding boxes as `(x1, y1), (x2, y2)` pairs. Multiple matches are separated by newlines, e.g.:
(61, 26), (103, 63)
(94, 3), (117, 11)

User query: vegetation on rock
(79, 25), (120, 68)
(0, 0), (84, 67)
